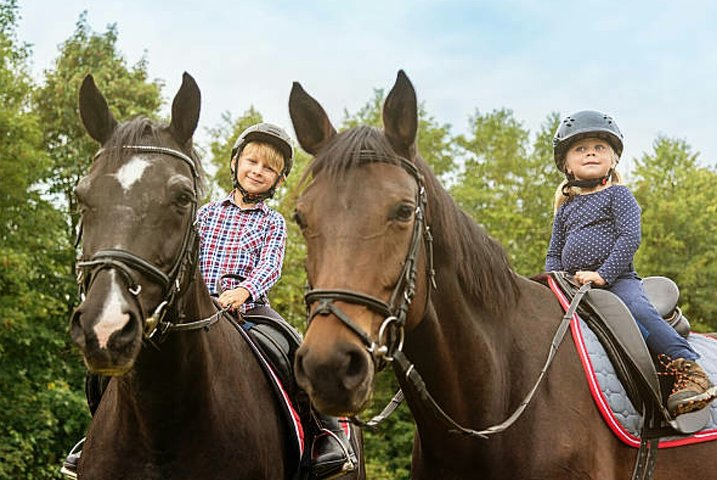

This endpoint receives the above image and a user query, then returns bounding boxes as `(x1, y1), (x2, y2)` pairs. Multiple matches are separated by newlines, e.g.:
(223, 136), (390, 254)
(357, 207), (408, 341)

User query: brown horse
(288, 71), (717, 479)
(71, 73), (363, 479)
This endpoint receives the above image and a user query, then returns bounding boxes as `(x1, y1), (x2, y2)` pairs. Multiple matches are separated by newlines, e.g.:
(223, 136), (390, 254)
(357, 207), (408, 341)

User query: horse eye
(174, 191), (194, 207)
(393, 203), (415, 222)
(293, 210), (308, 229)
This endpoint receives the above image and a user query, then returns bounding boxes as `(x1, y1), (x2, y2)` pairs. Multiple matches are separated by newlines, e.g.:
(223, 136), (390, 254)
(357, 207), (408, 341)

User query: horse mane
(101, 116), (206, 195)
(302, 125), (520, 317)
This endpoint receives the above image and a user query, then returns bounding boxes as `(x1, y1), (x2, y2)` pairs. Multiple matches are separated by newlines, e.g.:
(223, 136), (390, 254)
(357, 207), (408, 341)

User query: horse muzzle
(70, 274), (143, 375)
(294, 338), (375, 416)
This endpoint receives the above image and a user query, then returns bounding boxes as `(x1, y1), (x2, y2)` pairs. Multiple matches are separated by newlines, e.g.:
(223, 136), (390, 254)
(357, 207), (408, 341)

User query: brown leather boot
(666, 358), (717, 416)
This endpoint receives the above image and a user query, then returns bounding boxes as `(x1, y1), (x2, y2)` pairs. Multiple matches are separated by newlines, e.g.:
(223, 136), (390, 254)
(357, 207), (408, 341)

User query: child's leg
(244, 305), (357, 476)
(608, 275), (698, 361)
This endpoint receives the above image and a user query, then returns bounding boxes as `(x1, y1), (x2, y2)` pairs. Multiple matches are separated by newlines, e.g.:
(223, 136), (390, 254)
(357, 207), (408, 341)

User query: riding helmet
(231, 122), (294, 178)
(553, 110), (624, 173)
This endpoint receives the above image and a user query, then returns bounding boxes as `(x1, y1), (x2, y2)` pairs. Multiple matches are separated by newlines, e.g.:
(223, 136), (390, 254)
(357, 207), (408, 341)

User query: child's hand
(574, 271), (606, 287)
(218, 287), (251, 311)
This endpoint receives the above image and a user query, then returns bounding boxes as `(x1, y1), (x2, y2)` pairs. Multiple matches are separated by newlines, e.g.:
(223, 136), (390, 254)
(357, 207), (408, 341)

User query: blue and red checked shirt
(195, 191), (287, 313)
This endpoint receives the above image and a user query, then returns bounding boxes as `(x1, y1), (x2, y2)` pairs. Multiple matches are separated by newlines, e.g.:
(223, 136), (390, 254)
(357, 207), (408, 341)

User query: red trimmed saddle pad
(549, 276), (717, 448)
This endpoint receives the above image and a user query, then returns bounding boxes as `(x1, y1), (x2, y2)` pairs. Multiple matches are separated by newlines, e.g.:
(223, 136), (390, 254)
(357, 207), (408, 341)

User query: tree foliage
(0, 11), (165, 478)
(0, 2), (86, 478)
(452, 109), (562, 275)
(632, 137), (717, 328)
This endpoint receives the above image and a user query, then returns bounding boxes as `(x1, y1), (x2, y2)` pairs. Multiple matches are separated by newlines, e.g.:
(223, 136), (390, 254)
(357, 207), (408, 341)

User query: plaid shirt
(195, 191), (286, 313)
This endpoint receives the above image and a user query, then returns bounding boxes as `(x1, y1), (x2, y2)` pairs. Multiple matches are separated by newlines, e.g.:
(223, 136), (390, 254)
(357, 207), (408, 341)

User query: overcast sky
(16, 0), (717, 174)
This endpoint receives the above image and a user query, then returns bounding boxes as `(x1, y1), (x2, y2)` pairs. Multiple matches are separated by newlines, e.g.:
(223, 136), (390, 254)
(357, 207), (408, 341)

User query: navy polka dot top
(545, 185), (642, 285)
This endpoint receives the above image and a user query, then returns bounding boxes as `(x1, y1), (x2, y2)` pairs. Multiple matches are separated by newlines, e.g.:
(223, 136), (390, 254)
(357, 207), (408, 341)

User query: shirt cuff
(239, 282), (258, 302)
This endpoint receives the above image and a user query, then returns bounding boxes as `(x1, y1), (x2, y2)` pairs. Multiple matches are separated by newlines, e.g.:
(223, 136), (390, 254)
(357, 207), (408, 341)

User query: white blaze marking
(115, 156), (150, 192)
(93, 271), (131, 349)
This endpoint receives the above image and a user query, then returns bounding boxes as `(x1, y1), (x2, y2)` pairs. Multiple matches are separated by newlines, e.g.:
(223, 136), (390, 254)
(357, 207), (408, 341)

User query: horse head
(290, 71), (431, 416)
(71, 73), (202, 375)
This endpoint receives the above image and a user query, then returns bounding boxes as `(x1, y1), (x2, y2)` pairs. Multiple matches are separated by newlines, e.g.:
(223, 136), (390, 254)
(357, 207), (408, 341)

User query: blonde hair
(553, 148), (622, 213)
(236, 141), (285, 177)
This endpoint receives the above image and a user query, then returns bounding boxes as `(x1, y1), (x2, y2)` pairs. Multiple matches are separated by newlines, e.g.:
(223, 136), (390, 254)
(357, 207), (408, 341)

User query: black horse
(70, 73), (363, 479)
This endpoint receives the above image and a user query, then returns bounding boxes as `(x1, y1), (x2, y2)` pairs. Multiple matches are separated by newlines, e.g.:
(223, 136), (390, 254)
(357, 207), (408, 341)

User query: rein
(393, 282), (592, 438)
(75, 145), (220, 344)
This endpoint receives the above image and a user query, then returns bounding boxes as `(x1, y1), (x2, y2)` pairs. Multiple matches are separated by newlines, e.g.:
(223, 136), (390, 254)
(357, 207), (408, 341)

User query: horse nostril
(342, 349), (369, 390)
(70, 309), (86, 349)
(106, 312), (140, 353)
(294, 349), (308, 384)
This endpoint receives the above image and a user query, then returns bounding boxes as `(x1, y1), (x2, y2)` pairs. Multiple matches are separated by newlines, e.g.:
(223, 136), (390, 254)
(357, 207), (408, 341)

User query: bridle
(75, 145), (220, 344)
(303, 149), (581, 440)
(304, 150), (436, 370)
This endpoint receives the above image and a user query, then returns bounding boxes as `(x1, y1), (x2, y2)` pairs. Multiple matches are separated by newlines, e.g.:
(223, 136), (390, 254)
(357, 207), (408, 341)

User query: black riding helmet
(230, 123), (294, 203)
(553, 110), (624, 174)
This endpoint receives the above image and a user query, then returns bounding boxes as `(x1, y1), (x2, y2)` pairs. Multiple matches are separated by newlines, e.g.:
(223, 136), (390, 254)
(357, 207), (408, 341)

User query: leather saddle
(242, 305), (303, 400)
(547, 272), (708, 434)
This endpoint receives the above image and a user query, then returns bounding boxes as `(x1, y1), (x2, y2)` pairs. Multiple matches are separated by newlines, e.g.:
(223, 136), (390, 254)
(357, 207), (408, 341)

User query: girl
(546, 110), (717, 417)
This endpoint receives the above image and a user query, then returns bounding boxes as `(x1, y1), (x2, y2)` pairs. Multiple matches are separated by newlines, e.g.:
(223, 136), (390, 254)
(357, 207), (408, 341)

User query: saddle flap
(584, 288), (663, 405)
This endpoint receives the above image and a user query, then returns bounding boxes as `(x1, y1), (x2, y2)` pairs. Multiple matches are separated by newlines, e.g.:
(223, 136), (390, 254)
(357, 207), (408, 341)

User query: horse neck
(401, 198), (520, 438)
(405, 272), (510, 402)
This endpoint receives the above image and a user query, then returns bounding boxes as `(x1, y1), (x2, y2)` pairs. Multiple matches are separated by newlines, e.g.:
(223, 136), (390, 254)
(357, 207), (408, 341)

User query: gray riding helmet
(553, 110), (624, 173)
(230, 122), (294, 178)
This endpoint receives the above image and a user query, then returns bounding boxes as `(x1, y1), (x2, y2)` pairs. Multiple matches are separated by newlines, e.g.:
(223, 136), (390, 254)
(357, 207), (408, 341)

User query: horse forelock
(99, 117), (206, 196)
(299, 124), (519, 317)
(300, 125), (405, 185)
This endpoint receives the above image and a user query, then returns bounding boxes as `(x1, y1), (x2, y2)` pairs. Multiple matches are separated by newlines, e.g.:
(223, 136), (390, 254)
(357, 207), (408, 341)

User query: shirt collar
(221, 190), (269, 213)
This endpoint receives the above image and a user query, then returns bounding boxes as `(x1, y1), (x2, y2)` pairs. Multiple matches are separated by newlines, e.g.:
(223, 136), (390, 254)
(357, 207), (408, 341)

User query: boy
(196, 123), (356, 478)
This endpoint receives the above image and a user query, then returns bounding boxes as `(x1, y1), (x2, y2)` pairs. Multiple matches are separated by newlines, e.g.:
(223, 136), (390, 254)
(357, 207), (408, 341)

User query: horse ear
(169, 72), (201, 145)
(383, 70), (418, 159)
(79, 74), (118, 144)
(289, 82), (336, 155)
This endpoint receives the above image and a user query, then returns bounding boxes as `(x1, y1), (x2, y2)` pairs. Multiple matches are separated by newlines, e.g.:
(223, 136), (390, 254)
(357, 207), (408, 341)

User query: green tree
(0, 2), (86, 478)
(632, 136), (717, 329)
(453, 109), (561, 275)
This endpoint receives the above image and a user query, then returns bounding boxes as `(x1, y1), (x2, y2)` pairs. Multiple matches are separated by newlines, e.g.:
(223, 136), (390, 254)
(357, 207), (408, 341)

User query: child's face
(234, 145), (283, 195)
(564, 137), (615, 180)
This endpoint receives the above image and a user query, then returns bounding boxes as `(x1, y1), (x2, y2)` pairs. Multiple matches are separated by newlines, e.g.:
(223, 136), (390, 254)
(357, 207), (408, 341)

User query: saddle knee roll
(247, 323), (298, 397)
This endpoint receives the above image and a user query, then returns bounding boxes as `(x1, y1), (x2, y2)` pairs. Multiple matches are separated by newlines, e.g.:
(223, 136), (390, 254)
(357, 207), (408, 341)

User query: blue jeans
(608, 272), (698, 361)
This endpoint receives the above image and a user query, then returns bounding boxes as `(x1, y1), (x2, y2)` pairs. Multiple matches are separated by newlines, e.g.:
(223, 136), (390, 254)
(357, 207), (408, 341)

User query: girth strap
(632, 401), (659, 480)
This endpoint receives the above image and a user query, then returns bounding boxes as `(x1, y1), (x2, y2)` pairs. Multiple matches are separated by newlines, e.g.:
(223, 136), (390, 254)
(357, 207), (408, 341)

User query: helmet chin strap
(562, 169), (613, 196)
(232, 174), (281, 204)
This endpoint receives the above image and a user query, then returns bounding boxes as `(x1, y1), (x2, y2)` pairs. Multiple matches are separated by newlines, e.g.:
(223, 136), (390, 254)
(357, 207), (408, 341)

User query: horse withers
(68, 73), (362, 479)
(289, 71), (717, 479)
